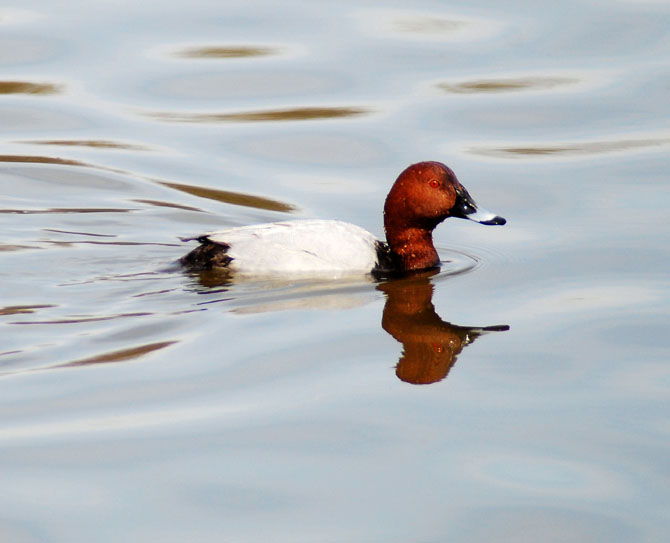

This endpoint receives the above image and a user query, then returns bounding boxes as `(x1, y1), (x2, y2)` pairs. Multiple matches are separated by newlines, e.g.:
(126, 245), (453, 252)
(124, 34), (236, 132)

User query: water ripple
(0, 154), (294, 213)
(57, 341), (177, 368)
(171, 45), (280, 59)
(9, 312), (152, 325)
(0, 207), (133, 214)
(159, 180), (295, 213)
(19, 139), (152, 151)
(0, 80), (61, 95)
(468, 134), (670, 159)
(0, 304), (55, 316)
(146, 106), (369, 123)
(438, 76), (580, 94)
(436, 248), (480, 278)
(0, 154), (90, 167)
(356, 8), (502, 42)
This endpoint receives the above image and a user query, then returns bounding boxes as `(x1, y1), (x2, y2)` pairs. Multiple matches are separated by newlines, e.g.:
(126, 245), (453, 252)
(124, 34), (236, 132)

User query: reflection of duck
(378, 272), (509, 385)
(181, 162), (505, 276)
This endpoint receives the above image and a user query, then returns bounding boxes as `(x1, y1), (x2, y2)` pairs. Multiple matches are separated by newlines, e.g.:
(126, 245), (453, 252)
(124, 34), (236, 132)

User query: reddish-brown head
(384, 162), (463, 231)
(383, 161), (505, 272)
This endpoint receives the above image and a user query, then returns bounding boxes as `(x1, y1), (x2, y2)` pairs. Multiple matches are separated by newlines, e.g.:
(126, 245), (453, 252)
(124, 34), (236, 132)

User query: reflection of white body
(204, 220), (380, 274)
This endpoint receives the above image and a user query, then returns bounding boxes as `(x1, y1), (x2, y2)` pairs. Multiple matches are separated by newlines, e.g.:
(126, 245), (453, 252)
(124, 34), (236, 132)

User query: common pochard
(180, 161), (505, 275)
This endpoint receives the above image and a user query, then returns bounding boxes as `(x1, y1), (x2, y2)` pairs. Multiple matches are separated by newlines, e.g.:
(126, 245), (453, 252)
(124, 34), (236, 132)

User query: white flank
(204, 219), (380, 274)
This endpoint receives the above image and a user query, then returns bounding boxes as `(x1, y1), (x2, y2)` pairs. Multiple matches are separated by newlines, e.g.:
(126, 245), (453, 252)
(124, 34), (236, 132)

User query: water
(1, 1), (669, 541)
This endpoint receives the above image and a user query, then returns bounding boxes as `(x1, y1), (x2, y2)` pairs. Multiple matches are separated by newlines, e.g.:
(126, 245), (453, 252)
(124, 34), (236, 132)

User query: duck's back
(191, 219), (380, 274)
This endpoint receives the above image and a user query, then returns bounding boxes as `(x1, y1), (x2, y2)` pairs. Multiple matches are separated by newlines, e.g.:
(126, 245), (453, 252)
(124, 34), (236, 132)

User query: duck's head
(382, 161), (506, 272)
(384, 161), (506, 230)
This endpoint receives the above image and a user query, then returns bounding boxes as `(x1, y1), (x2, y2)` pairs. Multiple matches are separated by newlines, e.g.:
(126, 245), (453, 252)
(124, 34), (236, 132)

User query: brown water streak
(160, 181), (295, 212)
(0, 304), (55, 316)
(57, 341), (177, 367)
(148, 106), (368, 123)
(20, 139), (152, 151)
(470, 136), (670, 158)
(173, 45), (278, 58)
(0, 81), (61, 95)
(438, 76), (579, 94)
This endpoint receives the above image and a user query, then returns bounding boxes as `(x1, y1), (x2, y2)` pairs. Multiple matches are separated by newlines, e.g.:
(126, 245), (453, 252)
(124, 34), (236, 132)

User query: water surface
(1, 1), (669, 541)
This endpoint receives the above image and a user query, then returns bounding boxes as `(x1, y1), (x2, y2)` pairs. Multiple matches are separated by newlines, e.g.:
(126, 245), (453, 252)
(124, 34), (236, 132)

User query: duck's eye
(429, 179), (440, 188)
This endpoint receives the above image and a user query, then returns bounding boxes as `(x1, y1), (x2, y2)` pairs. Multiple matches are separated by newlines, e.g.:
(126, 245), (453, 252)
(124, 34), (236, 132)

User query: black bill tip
(479, 215), (506, 226)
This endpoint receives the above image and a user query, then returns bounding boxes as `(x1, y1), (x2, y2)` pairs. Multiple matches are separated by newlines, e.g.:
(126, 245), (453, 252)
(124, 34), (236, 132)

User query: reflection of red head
(379, 273), (508, 385)
(395, 339), (463, 385)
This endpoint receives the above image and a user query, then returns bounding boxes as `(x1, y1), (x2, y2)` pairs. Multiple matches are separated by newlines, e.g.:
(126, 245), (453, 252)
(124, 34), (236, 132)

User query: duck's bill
(453, 188), (506, 226)
(465, 206), (506, 225)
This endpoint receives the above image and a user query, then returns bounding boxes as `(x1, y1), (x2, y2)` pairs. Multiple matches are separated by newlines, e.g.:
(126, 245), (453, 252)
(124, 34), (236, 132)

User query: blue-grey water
(1, 1), (669, 541)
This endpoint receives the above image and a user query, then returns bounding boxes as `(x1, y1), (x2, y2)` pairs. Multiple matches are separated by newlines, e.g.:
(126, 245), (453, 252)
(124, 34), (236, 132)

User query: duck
(179, 161), (506, 276)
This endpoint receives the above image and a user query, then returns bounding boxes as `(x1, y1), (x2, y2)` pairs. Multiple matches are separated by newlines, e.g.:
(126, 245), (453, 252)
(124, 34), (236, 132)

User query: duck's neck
(384, 219), (440, 272)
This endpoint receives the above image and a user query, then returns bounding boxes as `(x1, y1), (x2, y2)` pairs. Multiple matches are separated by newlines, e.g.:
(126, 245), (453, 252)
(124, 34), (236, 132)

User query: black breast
(372, 241), (402, 277)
